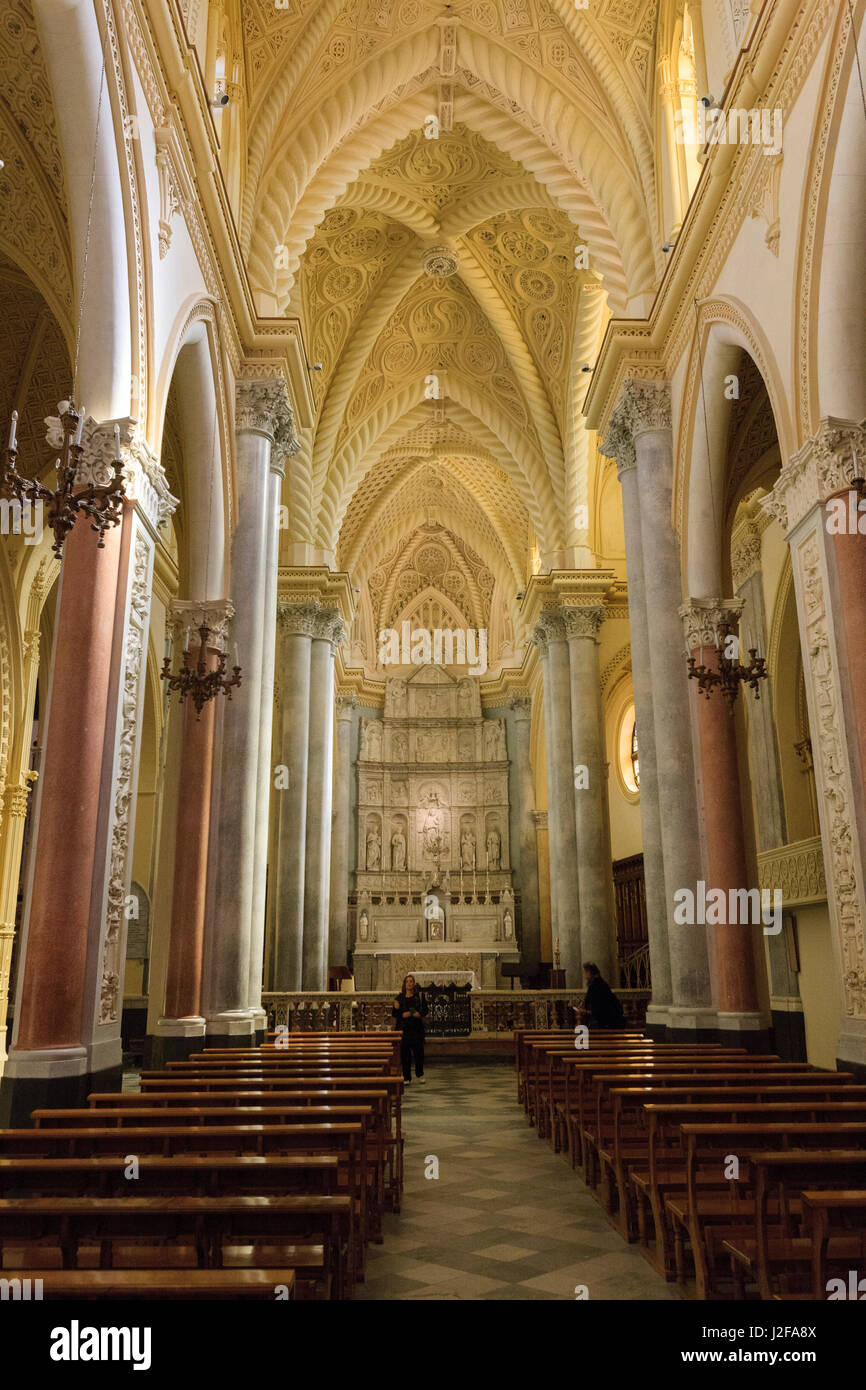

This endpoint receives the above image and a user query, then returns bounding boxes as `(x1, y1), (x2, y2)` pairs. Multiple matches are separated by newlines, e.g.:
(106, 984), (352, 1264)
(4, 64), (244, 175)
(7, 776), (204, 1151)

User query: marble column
(564, 605), (617, 981)
(0, 424), (176, 1125)
(600, 417), (672, 1027)
(206, 381), (295, 1048)
(329, 694), (356, 969)
(303, 610), (345, 989)
(680, 600), (762, 1029)
(154, 602), (232, 1064)
(509, 693), (541, 970)
(606, 380), (712, 1032)
(249, 407), (297, 1036)
(534, 611), (582, 983)
(272, 606), (314, 990)
(763, 418), (866, 1069)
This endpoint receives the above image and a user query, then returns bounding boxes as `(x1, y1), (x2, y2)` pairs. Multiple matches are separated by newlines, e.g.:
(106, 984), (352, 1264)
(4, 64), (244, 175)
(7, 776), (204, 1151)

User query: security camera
(211, 93), (230, 108)
(311, 362), (324, 372)
(580, 365), (593, 374)
(700, 95), (716, 109)
(662, 242), (673, 253)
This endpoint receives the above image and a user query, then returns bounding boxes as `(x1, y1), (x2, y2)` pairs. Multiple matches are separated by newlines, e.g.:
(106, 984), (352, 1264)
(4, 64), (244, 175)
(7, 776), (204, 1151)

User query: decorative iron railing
(262, 988), (651, 1034)
(619, 943), (651, 991)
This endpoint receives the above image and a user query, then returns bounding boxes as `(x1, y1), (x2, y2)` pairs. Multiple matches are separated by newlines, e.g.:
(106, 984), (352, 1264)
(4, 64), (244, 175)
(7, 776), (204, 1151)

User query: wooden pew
(0, 1154), (341, 1200)
(0, 1268), (296, 1299)
(0, 1193), (352, 1299)
(516, 1031), (645, 1110)
(801, 1190), (866, 1300)
(722, 1152), (866, 1300)
(673, 1127), (866, 1297)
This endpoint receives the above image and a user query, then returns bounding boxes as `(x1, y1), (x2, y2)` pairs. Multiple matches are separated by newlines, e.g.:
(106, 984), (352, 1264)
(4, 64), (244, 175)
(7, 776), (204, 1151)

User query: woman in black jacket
(392, 974), (429, 1083)
(578, 962), (624, 1029)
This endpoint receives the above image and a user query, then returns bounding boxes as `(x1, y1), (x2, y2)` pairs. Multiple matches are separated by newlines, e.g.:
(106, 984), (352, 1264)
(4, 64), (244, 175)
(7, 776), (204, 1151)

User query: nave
(358, 1060), (678, 1302)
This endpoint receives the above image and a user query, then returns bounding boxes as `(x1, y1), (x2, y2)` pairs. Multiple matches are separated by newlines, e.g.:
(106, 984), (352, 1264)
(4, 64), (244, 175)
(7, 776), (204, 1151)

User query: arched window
(630, 721), (640, 790)
(617, 701), (640, 797)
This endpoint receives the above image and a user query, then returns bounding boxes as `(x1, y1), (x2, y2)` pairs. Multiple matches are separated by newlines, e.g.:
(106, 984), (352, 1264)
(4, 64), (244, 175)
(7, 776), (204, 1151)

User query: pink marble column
(14, 515), (125, 1053)
(826, 485), (866, 784)
(683, 605), (760, 1019)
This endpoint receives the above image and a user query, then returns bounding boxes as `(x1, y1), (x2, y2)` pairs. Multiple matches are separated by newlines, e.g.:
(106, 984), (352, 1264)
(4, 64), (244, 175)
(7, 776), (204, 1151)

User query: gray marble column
(607, 381), (712, 1026)
(207, 383), (291, 1044)
(249, 399), (298, 1034)
(534, 612), (582, 983)
(565, 606), (617, 981)
(509, 693), (541, 970)
(272, 609), (313, 990)
(329, 694), (356, 969)
(600, 422), (672, 1021)
(302, 609), (345, 989)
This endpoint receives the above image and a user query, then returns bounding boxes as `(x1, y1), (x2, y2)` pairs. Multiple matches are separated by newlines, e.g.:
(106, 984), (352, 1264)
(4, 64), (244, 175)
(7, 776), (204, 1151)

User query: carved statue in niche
(391, 779), (408, 805)
(362, 720), (383, 761)
(458, 730), (475, 761)
(391, 826), (407, 871)
(366, 825), (381, 870)
(458, 678), (474, 716)
(503, 909), (513, 939)
(460, 829), (476, 869)
(458, 779), (474, 804)
(392, 731), (408, 763)
(358, 909), (369, 941)
(484, 719), (506, 760)
(389, 679), (408, 716)
(421, 792), (444, 857)
(486, 828), (501, 869)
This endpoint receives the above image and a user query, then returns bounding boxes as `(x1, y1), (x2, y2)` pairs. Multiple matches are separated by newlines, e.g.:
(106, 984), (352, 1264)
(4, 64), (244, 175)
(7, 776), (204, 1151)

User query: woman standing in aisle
(392, 974), (428, 1083)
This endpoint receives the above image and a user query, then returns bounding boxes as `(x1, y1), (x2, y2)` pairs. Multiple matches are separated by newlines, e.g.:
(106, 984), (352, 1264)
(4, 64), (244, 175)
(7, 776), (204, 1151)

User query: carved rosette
(762, 417), (866, 535)
(422, 245), (460, 278)
(679, 597), (745, 652)
(99, 531), (152, 1025)
(562, 605), (605, 641)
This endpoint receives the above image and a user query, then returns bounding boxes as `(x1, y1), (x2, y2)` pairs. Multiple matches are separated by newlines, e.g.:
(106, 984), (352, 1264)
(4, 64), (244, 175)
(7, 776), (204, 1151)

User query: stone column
(680, 600), (764, 1035)
(763, 417), (866, 1070)
(564, 606), (617, 981)
(206, 381), (295, 1048)
(272, 606), (314, 990)
(533, 612), (582, 983)
(154, 601), (232, 1065)
(600, 417), (672, 1027)
(302, 610), (345, 989)
(329, 694), (356, 970)
(0, 424), (176, 1125)
(509, 693), (541, 971)
(249, 407), (297, 1036)
(607, 380), (712, 1033)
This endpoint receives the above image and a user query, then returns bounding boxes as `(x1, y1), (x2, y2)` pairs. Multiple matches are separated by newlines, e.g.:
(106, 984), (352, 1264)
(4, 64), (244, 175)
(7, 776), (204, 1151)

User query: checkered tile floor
(356, 1061), (683, 1301)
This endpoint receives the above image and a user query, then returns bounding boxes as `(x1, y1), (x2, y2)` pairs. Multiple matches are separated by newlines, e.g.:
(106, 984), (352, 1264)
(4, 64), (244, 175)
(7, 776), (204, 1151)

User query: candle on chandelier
(8, 411), (18, 451)
(75, 410), (86, 447)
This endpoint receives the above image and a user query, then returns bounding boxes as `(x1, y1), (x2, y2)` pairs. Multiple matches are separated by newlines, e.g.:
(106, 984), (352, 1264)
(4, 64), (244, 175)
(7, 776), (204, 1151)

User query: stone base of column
(251, 1008), (268, 1045)
(205, 1010), (257, 1052)
(838, 1022), (866, 1081)
(0, 1046), (123, 1128)
(149, 1017), (207, 1069)
(714, 1011), (772, 1053)
(643, 1003), (670, 1039)
(664, 1006), (719, 1043)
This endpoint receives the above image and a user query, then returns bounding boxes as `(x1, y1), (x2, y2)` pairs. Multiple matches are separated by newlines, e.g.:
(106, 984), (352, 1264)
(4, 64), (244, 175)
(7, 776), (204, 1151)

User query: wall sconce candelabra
(1, 402), (125, 557)
(160, 622), (241, 716)
(685, 618), (768, 706)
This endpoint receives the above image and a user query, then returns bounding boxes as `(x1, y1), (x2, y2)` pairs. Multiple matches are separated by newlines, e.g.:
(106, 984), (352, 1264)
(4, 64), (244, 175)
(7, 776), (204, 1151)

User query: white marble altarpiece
(351, 667), (519, 989)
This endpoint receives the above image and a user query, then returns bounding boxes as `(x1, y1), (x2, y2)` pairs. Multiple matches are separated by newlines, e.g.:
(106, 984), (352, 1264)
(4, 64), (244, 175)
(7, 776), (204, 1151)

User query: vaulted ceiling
(228, 1), (660, 675)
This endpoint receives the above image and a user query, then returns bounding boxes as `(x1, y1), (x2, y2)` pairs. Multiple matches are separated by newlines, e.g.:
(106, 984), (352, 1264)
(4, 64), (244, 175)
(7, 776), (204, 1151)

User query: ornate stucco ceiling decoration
(0, 252), (70, 482)
(725, 350), (780, 510)
(369, 520), (495, 634)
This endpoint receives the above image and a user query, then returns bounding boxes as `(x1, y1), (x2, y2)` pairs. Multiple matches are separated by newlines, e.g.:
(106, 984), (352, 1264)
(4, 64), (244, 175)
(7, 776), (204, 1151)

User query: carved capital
(532, 609), (567, 653)
(761, 417), (866, 535)
(124, 437), (178, 531)
(562, 604), (605, 640)
(730, 521), (763, 590)
(599, 412), (636, 477)
(278, 600), (345, 649)
(509, 691), (532, 720)
(168, 597), (234, 648)
(335, 693), (357, 722)
(236, 380), (299, 470)
(679, 597), (745, 651)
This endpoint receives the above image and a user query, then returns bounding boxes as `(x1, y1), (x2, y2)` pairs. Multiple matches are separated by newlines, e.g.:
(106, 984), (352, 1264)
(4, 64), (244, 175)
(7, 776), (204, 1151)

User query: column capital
(509, 690), (532, 720)
(679, 596), (744, 650)
(601, 379), (672, 474)
(761, 416), (866, 535)
(335, 692), (357, 722)
(235, 379), (300, 464)
(532, 609), (567, 653)
(124, 436), (179, 532)
(562, 604), (605, 641)
(730, 518), (764, 590)
(168, 597), (234, 647)
(70, 416), (178, 533)
(277, 599), (345, 649)
(599, 412), (636, 477)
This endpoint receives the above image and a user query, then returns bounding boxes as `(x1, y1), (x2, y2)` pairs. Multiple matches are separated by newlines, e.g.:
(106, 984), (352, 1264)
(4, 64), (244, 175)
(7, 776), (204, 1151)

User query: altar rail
(262, 989), (650, 1034)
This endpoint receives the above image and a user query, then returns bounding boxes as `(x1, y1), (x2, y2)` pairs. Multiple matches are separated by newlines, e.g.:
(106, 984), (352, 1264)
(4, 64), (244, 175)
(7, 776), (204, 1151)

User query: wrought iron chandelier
(2, 403), (125, 557)
(686, 618), (768, 705)
(160, 622), (241, 717)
